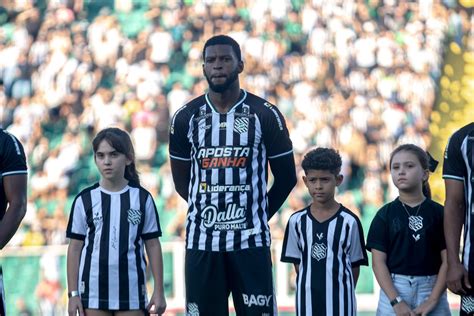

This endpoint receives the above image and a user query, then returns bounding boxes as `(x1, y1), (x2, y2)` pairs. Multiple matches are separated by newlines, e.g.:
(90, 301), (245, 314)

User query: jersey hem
(442, 174), (464, 181)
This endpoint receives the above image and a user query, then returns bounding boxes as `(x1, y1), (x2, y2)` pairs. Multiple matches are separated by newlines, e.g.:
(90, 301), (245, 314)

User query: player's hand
(147, 291), (167, 316)
(413, 296), (438, 316)
(68, 296), (84, 316)
(393, 301), (416, 316)
(447, 261), (471, 294)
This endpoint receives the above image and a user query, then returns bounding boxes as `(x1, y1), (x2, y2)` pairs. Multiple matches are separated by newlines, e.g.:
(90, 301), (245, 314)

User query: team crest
(234, 117), (249, 134)
(408, 216), (423, 232)
(187, 302), (200, 316)
(462, 296), (474, 313)
(311, 242), (327, 261)
(127, 208), (141, 225)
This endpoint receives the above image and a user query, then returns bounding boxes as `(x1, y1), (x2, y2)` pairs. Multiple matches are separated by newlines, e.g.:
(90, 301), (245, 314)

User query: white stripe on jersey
(325, 219), (335, 316)
(462, 138), (473, 268)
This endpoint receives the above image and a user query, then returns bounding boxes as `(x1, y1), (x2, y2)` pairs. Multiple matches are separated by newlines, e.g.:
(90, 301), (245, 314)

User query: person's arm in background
(444, 179), (469, 294)
(0, 174), (27, 249)
(170, 159), (191, 201)
(268, 154), (297, 219)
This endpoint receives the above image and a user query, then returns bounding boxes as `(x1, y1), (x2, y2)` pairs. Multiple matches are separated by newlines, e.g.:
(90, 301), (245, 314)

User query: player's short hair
(203, 35), (242, 61)
(302, 147), (342, 175)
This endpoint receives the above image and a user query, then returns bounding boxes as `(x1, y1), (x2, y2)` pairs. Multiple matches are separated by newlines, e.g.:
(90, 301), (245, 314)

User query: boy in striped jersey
(281, 148), (368, 315)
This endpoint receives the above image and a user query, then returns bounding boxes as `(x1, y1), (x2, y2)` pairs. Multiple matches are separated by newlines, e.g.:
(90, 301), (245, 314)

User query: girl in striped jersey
(367, 144), (450, 316)
(281, 148), (368, 315)
(66, 128), (166, 316)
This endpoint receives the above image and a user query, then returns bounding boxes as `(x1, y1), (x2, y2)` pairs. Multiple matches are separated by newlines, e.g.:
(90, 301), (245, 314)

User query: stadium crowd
(0, 0), (471, 313)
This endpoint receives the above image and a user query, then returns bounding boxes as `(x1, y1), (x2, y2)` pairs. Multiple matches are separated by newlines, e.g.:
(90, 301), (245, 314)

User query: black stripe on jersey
(66, 196), (86, 240)
(135, 190), (148, 307)
(188, 109), (201, 249)
(255, 140), (266, 247)
(98, 192), (111, 308)
(204, 107), (214, 251)
(300, 215), (308, 316)
(468, 137), (474, 274)
(332, 217), (344, 315)
(312, 219), (326, 315)
(244, 105), (257, 249)
(81, 190), (94, 308)
(340, 224), (350, 316)
(232, 107), (243, 250)
(218, 113), (227, 251)
(119, 191), (130, 310)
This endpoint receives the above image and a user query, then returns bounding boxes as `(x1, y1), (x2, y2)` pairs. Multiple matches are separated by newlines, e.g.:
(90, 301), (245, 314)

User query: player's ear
(238, 60), (244, 74)
(336, 174), (344, 186)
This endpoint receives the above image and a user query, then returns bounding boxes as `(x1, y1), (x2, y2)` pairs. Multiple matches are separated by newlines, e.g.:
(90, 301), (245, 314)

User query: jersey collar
(205, 89), (247, 114)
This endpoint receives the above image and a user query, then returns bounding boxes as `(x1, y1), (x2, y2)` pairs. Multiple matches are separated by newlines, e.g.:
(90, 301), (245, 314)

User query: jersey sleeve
(442, 129), (466, 181)
(349, 217), (369, 267)
(141, 193), (162, 240)
(169, 106), (192, 161)
(261, 103), (293, 159)
(281, 215), (301, 264)
(366, 209), (389, 253)
(0, 131), (27, 177)
(66, 195), (87, 240)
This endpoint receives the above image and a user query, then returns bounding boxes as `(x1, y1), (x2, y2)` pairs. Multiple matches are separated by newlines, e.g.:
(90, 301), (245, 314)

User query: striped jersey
(281, 205), (368, 316)
(66, 183), (162, 310)
(0, 129), (27, 220)
(443, 122), (474, 274)
(169, 89), (293, 251)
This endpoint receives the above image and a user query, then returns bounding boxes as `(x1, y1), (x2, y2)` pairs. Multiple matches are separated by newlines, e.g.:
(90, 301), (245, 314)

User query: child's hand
(393, 300), (416, 316)
(413, 297), (438, 316)
(147, 291), (167, 315)
(68, 296), (84, 316)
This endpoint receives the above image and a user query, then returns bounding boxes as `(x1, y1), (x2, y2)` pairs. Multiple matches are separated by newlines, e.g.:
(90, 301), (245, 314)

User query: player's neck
(310, 199), (340, 221)
(398, 190), (425, 207)
(100, 178), (129, 192)
(208, 85), (241, 113)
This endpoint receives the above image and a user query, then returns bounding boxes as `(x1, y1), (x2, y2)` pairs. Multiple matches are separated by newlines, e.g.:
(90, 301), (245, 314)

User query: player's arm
(67, 238), (84, 316)
(145, 238), (167, 315)
(267, 153), (297, 219)
(0, 174), (27, 249)
(372, 249), (414, 315)
(444, 179), (469, 294)
(170, 159), (191, 201)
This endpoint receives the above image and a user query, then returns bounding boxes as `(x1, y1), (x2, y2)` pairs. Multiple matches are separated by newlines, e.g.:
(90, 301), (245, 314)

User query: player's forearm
(0, 201), (26, 249)
(444, 198), (464, 265)
(145, 238), (165, 293)
(268, 177), (296, 218)
(372, 253), (399, 300)
(170, 160), (190, 201)
(351, 267), (360, 286)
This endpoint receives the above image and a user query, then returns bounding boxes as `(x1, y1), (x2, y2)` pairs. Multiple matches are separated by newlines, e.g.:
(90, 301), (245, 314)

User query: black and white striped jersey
(281, 205), (368, 316)
(66, 183), (161, 310)
(0, 129), (27, 220)
(443, 122), (474, 274)
(169, 89), (293, 251)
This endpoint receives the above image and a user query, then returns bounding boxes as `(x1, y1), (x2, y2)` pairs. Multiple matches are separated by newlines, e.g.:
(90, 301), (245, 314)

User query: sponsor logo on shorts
(199, 183), (251, 193)
(242, 294), (272, 307)
(201, 203), (247, 231)
(197, 146), (250, 169)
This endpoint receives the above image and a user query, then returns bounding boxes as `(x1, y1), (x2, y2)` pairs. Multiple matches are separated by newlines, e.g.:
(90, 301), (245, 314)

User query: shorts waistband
(391, 273), (436, 281)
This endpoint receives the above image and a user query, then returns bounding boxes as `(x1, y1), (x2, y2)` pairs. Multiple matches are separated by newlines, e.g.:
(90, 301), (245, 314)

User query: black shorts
(185, 247), (276, 316)
(0, 267), (5, 316)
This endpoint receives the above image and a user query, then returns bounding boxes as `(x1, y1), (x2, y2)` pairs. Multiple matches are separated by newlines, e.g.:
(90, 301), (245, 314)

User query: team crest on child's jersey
(311, 242), (327, 261)
(408, 216), (423, 232)
(234, 117), (249, 134)
(187, 302), (200, 315)
(127, 208), (141, 225)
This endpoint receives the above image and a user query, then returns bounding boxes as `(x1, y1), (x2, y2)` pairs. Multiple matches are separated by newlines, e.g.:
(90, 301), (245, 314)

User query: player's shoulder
(449, 122), (474, 143)
(0, 128), (21, 148)
(174, 94), (207, 118)
(244, 91), (277, 113)
(72, 183), (100, 203)
(425, 198), (444, 214)
(129, 182), (154, 198)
